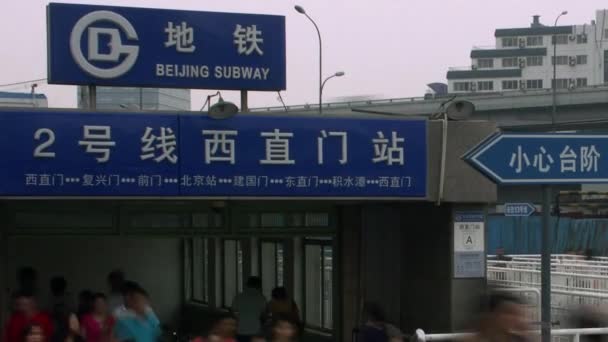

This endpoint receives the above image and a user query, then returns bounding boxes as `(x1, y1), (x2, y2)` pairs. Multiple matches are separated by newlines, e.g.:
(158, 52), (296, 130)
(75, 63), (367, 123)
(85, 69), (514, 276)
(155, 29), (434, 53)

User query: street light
(552, 10), (568, 131)
(321, 71), (345, 105)
(294, 5), (323, 114)
(201, 91), (239, 120)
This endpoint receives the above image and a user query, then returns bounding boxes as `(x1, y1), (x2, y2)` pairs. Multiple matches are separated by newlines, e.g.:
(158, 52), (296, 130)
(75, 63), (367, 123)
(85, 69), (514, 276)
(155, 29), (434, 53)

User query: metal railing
(249, 85), (608, 113)
(413, 328), (608, 342)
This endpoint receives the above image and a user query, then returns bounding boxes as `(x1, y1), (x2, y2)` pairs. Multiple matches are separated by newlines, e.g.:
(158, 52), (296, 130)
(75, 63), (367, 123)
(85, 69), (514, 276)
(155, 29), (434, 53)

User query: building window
(526, 36), (543, 46)
(260, 240), (285, 299)
(526, 56), (543, 66)
(477, 81), (494, 91)
(577, 34), (588, 44)
(477, 58), (494, 69)
(191, 238), (210, 303)
(304, 240), (333, 330)
(453, 82), (470, 92)
(552, 35), (569, 45)
(576, 78), (588, 87)
(223, 239), (243, 308)
(502, 80), (519, 90)
(552, 78), (570, 89)
(576, 55), (588, 65)
(526, 79), (543, 89)
(502, 37), (518, 48)
(502, 57), (518, 68)
(551, 55), (569, 65)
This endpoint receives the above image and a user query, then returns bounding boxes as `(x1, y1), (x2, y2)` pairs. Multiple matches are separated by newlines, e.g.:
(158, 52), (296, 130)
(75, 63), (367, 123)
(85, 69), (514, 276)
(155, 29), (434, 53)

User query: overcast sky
(1, 0), (606, 110)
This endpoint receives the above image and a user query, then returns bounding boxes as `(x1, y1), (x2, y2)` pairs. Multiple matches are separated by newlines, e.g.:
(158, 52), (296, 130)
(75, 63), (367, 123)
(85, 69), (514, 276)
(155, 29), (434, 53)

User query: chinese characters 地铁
(156, 20), (271, 81)
(509, 144), (600, 174)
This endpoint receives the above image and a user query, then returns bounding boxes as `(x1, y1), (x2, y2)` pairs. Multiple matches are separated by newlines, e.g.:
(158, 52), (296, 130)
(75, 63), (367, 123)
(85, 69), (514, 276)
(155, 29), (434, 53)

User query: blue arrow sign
(464, 133), (608, 184)
(504, 203), (536, 217)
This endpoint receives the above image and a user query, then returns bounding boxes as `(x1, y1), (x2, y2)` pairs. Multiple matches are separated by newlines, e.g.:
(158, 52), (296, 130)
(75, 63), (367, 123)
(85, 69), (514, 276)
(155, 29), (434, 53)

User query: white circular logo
(70, 10), (139, 79)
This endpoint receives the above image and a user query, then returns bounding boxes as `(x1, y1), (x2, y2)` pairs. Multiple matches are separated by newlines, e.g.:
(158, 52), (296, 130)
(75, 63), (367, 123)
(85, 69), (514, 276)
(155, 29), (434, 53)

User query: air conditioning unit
(519, 58), (526, 68)
(569, 56), (577, 66)
(519, 38), (526, 48)
(470, 82), (477, 91)
(519, 80), (526, 90)
(569, 34), (577, 41)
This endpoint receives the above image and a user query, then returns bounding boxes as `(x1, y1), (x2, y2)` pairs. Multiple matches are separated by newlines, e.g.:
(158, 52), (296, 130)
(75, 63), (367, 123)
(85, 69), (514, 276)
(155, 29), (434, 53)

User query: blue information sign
(0, 110), (427, 197)
(504, 203), (535, 217)
(464, 133), (607, 184)
(47, 3), (286, 90)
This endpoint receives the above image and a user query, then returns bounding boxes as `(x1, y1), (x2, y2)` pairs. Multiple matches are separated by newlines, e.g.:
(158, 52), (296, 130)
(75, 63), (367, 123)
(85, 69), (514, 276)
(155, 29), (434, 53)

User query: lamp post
(321, 71), (345, 107)
(551, 10), (568, 130)
(295, 5), (323, 114)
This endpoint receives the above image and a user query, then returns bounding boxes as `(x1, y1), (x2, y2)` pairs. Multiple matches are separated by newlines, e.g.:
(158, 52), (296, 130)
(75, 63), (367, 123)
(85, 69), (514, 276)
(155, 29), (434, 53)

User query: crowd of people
(4, 268), (160, 342)
(3, 270), (300, 342)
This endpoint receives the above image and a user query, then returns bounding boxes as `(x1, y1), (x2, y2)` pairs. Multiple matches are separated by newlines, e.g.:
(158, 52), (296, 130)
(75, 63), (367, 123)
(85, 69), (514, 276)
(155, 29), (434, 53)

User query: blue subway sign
(464, 133), (607, 184)
(46, 3), (286, 90)
(0, 110), (427, 198)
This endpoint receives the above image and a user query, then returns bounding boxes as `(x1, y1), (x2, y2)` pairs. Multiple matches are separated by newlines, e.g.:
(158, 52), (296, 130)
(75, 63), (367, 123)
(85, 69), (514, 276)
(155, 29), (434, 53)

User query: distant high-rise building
(447, 10), (608, 94)
(77, 87), (191, 111)
(0, 91), (48, 108)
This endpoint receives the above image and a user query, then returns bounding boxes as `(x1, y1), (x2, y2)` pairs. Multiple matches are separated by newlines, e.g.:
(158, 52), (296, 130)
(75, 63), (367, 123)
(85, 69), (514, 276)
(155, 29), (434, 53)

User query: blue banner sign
(0, 110), (427, 197)
(465, 133), (608, 184)
(47, 3), (286, 90)
(504, 203), (535, 217)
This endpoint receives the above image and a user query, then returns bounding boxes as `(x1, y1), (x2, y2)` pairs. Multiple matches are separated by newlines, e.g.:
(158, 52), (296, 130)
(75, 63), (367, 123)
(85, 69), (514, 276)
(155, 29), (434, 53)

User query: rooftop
(0, 91), (47, 100)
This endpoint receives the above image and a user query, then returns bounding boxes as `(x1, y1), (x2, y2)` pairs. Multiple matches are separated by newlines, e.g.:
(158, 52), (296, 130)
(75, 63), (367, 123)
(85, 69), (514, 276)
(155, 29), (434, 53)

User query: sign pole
(240, 90), (248, 112)
(541, 184), (552, 342)
(88, 85), (96, 111)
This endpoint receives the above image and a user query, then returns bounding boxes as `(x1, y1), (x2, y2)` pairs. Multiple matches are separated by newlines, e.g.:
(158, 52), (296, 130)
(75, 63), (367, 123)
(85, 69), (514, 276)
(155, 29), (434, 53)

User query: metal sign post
(541, 185), (552, 342)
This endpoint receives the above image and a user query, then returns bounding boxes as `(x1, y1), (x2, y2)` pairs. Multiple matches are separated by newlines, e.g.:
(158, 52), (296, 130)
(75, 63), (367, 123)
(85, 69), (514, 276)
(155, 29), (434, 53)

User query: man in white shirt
(231, 277), (267, 342)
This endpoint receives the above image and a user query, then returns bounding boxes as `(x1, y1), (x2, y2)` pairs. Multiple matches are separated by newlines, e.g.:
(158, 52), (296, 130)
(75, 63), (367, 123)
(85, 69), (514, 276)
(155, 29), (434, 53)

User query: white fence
(487, 255), (608, 327)
(414, 327), (608, 342)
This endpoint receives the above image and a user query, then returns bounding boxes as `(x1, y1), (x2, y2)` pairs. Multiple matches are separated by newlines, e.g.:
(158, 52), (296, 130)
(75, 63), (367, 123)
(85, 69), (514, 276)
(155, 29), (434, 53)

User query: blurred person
(359, 302), (389, 342)
(208, 313), (237, 342)
(77, 291), (94, 319)
(49, 277), (73, 317)
(469, 292), (530, 342)
(81, 293), (115, 342)
(5, 292), (53, 342)
(232, 277), (266, 342)
(250, 334), (266, 342)
(113, 282), (160, 342)
(269, 316), (298, 342)
(264, 287), (300, 326)
(107, 271), (125, 314)
(22, 324), (46, 342)
(10, 268), (39, 312)
(571, 306), (608, 342)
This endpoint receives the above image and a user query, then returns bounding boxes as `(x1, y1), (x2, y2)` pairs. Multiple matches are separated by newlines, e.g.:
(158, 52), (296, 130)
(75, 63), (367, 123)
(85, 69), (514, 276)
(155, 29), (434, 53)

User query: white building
(0, 91), (48, 108)
(77, 87), (191, 111)
(447, 10), (608, 94)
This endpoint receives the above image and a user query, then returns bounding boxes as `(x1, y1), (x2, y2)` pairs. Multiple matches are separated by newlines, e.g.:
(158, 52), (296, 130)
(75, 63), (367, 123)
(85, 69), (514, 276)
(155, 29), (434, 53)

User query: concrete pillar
(339, 205), (362, 341)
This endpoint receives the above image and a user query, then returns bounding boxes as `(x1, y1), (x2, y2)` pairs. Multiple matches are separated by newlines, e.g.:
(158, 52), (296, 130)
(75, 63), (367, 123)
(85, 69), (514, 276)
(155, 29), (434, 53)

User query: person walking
(4, 292), (53, 342)
(80, 294), (115, 342)
(231, 277), (267, 342)
(113, 282), (160, 342)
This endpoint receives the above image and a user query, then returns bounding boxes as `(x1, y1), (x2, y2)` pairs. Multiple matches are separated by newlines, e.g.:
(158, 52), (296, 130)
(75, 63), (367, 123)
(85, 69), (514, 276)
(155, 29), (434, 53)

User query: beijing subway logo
(70, 10), (139, 79)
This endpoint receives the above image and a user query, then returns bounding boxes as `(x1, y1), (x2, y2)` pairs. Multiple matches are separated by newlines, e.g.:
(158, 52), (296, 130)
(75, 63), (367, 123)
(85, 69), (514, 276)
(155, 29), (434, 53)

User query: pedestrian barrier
(413, 327), (608, 342)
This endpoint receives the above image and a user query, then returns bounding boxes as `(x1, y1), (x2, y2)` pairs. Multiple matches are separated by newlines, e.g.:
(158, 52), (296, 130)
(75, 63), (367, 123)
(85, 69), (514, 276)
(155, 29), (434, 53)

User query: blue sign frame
(464, 133), (608, 185)
(0, 110), (427, 198)
(47, 3), (286, 90)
